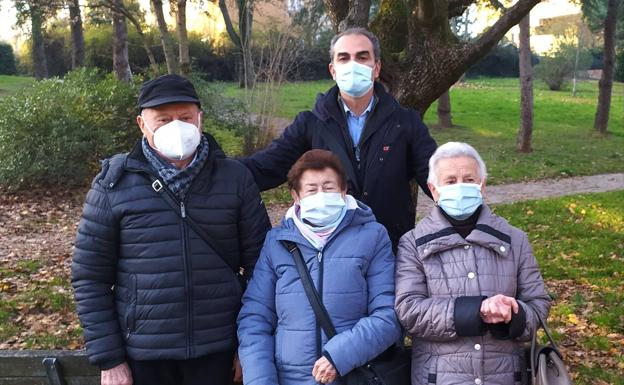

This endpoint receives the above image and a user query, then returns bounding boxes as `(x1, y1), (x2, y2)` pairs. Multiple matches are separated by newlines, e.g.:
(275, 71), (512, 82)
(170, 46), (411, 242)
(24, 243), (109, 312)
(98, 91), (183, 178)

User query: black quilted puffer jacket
(71, 134), (271, 369)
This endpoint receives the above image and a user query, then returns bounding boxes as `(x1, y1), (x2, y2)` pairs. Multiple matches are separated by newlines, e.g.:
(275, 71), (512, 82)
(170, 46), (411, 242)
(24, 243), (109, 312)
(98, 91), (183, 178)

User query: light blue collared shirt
(342, 95), (375, 150)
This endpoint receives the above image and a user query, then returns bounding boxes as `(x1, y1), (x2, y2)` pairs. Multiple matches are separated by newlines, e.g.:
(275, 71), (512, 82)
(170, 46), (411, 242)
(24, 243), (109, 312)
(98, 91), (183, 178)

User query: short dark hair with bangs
(287, 150), (348, 192)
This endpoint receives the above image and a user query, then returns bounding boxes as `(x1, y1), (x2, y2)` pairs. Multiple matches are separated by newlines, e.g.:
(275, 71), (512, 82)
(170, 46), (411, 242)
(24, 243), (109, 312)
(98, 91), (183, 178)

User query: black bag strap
(530, 309), (563, 377)
(280, 240), (338, 338)
(149, 176), (240, 277)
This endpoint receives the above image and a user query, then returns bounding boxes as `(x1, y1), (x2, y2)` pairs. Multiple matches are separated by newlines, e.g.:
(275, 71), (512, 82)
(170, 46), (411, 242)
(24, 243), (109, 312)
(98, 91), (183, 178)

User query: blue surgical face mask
(436, 183), (483, 220)
(298, 192), (346, 227)
(334, 61), (374, 97)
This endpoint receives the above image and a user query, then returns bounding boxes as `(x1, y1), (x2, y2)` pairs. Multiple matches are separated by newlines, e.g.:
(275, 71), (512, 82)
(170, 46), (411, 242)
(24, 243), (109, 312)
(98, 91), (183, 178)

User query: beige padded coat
(395, 205), (551, 385)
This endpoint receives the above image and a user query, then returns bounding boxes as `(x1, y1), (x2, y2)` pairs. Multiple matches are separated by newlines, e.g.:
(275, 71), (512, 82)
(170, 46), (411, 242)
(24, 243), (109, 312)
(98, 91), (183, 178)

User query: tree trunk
(30, 5), (48, 80)
(176, 0), (190, 76)
(593, 0), (620, 134)
(238, 0), (254, 88)
(437, 89), (452, 128)
(112, 0), (132, 82)
(105, 0), (160, 76)
(326, 0), (541, 115)
(151, 0), (178, 75)
(517, 14), (533, 153)
(69, 0), (85, 69)
(338, 0), (371, 31)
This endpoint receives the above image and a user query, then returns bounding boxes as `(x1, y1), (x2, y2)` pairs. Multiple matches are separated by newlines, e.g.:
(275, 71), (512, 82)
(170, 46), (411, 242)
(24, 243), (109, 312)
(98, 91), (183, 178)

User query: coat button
(475, 379), (482, 385)
(500, 245), (506, 252)
(468, 272), (476, 279)
(464, 244), (471, 249)
(363, 192), (368, 197)
(474, 343), (481, 351)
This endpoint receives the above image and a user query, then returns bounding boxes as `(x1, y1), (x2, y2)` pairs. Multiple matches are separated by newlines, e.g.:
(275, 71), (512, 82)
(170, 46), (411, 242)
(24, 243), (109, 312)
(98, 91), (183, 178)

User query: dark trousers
(128, 350), (235, 385)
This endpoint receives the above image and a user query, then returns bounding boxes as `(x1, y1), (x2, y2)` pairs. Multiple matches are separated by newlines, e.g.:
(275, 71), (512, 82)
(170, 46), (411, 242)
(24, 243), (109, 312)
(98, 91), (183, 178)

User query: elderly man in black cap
(72, 74), (271, 385)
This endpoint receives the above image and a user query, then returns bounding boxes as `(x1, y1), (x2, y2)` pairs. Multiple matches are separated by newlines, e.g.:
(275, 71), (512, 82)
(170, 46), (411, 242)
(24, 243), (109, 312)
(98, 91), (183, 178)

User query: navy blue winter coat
(241, 82), (437, 246)
(237, 200), (401, 385)
(71, 134), (271, 369)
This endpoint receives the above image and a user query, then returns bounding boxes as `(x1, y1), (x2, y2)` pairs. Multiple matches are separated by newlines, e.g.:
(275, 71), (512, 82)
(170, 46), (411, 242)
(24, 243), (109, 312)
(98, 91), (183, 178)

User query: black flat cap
(138, 74), (201, 110)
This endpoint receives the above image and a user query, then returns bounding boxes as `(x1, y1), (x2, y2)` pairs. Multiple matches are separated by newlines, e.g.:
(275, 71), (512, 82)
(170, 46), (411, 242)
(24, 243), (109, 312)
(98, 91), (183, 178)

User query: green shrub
(0, 68), (140, 189)
(535, 43), (592, 91)
(0, 42), (17, 75)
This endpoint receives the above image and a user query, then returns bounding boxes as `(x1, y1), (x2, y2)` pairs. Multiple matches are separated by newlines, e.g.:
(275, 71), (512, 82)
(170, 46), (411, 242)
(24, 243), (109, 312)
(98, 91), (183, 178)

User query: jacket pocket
(125, 274), (137, 335)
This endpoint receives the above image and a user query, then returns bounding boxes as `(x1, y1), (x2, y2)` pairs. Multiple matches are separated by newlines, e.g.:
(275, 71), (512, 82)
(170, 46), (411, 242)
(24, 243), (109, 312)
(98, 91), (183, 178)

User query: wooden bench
(0, 350), (99, 385)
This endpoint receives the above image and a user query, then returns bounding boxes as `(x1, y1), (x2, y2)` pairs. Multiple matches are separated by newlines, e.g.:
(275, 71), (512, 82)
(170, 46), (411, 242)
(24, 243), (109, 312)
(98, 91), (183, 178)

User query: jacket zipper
(180, 200), (194, 358)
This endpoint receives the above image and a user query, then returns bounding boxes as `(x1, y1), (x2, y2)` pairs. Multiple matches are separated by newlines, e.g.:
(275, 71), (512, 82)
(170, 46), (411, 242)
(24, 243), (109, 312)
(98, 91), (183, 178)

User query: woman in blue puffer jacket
(237, 149), (401, 385)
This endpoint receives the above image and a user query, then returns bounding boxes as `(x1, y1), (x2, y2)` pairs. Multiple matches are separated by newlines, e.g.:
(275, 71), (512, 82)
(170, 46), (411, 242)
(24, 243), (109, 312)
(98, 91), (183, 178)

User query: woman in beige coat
(395, 142), (551, 385)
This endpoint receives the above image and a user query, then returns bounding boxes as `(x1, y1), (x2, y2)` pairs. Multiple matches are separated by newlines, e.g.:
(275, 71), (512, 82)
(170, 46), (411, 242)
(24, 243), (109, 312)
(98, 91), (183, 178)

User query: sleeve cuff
(454, 296), (488, 337)
(322, 351), (338, 372)
(98, 357), (126, 371)
(489, 303), (527, 340)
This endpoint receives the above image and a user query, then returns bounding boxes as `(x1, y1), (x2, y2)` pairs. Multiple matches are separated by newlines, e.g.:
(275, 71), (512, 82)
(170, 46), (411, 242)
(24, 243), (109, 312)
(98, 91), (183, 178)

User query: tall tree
(14, 1), (57, 79)
(112, 0), (132, 81)
(517, 13), (533, 152)
(324, 0), (541, 114)
(593, 0), (621, 134)
(175, 0), (190, 76)
(89, 0), (160, 76)
(217, 0), (254, 88)
(151, 0), (178, 74)
(68, 0), (85, 68)
(436, 90), (452, 127)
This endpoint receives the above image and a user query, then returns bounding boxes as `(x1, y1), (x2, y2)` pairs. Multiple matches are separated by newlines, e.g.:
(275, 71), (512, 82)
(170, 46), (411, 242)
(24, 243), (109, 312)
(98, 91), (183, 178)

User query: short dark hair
(329, 27), (381, 62)
(287, 150), (348, 192)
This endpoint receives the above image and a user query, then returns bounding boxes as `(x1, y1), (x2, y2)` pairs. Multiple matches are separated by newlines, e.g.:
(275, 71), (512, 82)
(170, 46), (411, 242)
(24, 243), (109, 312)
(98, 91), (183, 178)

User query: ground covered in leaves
(0, 188), (622, 384)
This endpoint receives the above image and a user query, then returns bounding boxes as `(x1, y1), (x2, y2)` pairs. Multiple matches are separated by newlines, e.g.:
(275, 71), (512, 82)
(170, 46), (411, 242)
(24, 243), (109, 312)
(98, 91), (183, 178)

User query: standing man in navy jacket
(241, 27), (437, 247)
(72, 75), (270, 385)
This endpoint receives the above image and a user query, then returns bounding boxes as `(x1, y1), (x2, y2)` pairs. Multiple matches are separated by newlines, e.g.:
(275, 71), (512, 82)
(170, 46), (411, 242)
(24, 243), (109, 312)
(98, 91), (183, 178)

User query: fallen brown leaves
(545, 279), (624, 380)
(0, 187), (86, 350)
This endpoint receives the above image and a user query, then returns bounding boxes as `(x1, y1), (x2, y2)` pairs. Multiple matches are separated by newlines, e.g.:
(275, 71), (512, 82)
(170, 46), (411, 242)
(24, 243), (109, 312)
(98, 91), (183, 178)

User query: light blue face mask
(334, 61), (374, 97)
(436, 183), (483, 220)
(298, 192), (346, 228)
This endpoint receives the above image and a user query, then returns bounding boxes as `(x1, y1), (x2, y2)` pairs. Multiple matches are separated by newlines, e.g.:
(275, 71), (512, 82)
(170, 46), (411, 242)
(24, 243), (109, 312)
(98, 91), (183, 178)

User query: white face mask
(333, 61), (374, 98)
(144, 117), (201, 161)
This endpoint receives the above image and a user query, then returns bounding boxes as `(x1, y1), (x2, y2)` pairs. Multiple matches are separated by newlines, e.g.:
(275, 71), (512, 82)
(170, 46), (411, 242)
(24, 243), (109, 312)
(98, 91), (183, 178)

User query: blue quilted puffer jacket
(237, 199), (401, 385)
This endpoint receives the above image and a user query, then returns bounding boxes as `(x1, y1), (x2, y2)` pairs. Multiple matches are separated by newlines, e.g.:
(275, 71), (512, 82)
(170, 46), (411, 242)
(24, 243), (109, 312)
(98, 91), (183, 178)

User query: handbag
(280, 240), (411, 385)
(525, 311), (573, 385)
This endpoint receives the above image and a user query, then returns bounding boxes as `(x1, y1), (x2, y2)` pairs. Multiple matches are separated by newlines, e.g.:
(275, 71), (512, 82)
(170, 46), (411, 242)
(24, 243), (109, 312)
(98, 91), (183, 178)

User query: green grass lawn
(0, 75), (35, 98)
(218, 78), (624, 186)
(491, 190), (624, 384)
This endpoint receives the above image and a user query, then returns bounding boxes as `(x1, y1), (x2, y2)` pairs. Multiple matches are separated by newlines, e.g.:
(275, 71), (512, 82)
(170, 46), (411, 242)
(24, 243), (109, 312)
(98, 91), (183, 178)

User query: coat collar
(416, 205), (512, 259)
(311, 82), (398, 128)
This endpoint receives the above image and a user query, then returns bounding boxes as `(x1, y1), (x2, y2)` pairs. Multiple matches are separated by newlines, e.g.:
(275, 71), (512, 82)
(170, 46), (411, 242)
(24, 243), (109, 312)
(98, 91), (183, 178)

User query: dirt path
(267, 172), (624, 224)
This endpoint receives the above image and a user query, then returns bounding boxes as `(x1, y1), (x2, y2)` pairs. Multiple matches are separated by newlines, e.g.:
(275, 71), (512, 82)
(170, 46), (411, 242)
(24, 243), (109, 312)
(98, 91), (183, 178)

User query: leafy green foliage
(0, 43), (17, 75)
(0, 68), (140, 189)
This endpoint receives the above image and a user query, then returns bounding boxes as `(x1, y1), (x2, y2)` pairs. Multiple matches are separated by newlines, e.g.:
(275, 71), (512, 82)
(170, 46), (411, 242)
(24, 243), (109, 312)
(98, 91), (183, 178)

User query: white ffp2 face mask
(144, 118), (201, 161)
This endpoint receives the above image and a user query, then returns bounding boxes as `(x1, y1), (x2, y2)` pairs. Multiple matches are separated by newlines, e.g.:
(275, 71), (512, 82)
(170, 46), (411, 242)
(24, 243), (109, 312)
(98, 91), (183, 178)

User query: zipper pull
(180, 202), (186, 218)
(317, 250), (323, 262)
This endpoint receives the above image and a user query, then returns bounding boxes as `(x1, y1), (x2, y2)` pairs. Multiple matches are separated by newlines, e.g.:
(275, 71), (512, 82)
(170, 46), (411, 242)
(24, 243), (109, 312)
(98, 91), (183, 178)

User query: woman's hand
(312, 356), (337, 384)
(480, 294), (519, 323)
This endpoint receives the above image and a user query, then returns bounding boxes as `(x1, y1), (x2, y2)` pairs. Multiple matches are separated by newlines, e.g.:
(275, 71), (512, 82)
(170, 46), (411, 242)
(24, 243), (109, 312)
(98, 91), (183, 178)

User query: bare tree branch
(463, 0), (539, 68)
(217, 0), (242, 49)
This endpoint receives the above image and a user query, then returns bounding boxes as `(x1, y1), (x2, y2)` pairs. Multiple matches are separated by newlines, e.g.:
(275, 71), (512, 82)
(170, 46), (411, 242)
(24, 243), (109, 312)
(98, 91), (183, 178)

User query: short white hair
(427, 142), (487, 185)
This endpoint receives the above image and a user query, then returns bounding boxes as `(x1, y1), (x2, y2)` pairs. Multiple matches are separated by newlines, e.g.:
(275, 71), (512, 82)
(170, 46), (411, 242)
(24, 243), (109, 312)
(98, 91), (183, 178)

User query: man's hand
(101, 362), (133, 385)
(480, 294), (519, 324)
(233, 352), (243, 383)
(312, 356), (337, 384)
